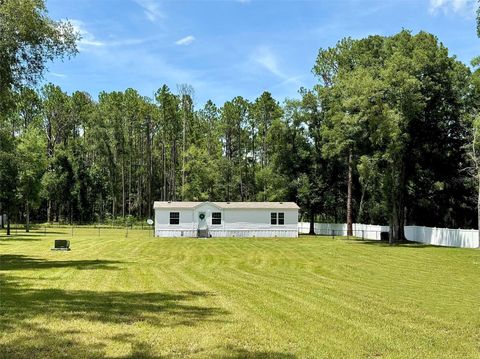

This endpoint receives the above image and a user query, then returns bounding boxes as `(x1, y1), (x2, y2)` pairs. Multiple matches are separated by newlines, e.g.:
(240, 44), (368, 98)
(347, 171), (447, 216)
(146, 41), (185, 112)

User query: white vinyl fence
(298, 222), (480, 249)
(403, 226), (479, 248)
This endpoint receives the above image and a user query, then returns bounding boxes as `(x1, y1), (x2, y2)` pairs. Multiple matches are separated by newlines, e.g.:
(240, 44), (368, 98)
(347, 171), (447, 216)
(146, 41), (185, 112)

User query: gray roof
(153, 201), (299, 209)
(153, 201), (201, 209)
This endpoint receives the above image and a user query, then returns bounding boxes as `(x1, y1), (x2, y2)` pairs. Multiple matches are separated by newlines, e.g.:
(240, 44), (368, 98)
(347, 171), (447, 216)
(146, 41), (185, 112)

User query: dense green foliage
(477, 0), (480, 37)
(1, 1), (480, 240)
(0, 0), (77, 112)
(315, 31), (475, 242)
(0, 0), (77, 233)
(1, 229), (478, 358)
(2, 40), (479, 231)
(3, 78), (349, 225)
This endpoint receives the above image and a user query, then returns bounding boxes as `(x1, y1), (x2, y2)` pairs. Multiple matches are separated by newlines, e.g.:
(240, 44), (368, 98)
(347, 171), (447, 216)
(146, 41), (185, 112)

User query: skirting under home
(153, 201), (299, 238)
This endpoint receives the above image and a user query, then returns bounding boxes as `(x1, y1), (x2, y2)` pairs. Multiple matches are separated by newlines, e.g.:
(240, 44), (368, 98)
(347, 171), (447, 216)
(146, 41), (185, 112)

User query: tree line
(0, 0), (479, 244)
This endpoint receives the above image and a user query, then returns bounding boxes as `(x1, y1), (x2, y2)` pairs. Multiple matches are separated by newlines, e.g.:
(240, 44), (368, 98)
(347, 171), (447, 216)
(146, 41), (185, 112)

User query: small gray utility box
(52, 239), (71, 251)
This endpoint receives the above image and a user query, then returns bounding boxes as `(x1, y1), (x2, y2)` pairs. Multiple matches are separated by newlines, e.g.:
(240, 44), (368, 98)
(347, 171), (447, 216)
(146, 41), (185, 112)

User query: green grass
(0, 228), (479, 358)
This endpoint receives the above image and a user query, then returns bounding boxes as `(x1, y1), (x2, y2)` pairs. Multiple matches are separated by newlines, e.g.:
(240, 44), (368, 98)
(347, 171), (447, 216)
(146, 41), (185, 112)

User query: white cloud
(69, 19), (157, 51)
(50, 72), (67, 78)
(175, 35), (195, 46)
(70, 20), (105, 49)
(237, 0), (251, 4)
(276, 75), (303, 87)
(251, 46), (285, 78)
(429, 0), (476, 17)
(249, 46), (302, 90)
(134, 0), (165, 22)
(109, 38), (153, 47)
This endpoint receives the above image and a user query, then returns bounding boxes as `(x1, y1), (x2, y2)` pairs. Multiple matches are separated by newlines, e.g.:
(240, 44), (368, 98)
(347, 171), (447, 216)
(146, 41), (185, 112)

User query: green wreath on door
(199, 213), (205, 220)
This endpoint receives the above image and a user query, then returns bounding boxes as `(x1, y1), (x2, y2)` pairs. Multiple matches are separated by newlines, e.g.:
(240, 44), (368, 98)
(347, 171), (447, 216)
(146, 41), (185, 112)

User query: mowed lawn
(0, 228), (479, 358)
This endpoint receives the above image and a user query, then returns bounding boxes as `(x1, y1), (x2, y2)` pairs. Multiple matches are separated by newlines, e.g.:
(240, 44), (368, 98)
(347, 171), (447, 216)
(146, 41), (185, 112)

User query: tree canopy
(0, 0), (77, 234)
(1, 2), (479, 245)
(315, 31), (472, 243)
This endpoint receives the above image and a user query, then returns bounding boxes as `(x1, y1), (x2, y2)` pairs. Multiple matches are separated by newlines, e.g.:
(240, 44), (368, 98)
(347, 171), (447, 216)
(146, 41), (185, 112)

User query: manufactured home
(153, 201), (299, 238)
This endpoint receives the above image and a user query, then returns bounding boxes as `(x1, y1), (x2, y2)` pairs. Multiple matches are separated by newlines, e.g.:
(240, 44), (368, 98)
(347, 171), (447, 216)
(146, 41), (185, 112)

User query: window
(271, 212), (277, 225)
(271, 212), (285, 225)
(212, 212), (222, 225)
(169, 212), (179, 225)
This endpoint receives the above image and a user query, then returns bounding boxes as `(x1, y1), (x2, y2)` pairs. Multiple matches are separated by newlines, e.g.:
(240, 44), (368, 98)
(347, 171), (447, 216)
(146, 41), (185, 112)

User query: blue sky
(45, 0), (479, 107)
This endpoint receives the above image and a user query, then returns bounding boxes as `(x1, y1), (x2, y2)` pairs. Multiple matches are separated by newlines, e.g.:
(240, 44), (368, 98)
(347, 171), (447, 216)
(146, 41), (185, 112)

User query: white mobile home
(154, 201), (299, 238)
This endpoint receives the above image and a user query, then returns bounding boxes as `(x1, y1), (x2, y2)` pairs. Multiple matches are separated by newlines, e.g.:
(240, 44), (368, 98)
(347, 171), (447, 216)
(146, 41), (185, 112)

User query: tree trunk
(182, 112), (186, 201)
(47, 120), (53, 158)
(309, 207), (315, 235)
(389, 161), (406, 245)
(358, 185), (366, 224)
(227, 158), (231, 202)
(122, 156), (125, 218)
(25, 201), (30, 233)
(6, 214), (10, 236)
(147, 125), (152, 218)
(162, 142), (166, 202)
(129, 150), (132, 216)
(390, 204), (405, 245)
(47, 199), (52, 223)
(478, 171), (480, 248)
(346, 149), (353, 236)
(252, 131), (256, 199)
(171, 140), (176, 201)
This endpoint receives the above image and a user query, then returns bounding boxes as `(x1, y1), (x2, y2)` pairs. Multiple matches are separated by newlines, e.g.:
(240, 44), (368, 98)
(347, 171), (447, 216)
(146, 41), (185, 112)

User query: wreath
(199, 213), (205, 220)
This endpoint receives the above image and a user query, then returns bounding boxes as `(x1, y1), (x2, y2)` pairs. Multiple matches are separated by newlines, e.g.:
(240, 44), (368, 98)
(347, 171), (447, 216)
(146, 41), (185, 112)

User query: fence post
(362, 230), (364, 240)
(71, 225), (73, 237)
(331, 230), (334, 239)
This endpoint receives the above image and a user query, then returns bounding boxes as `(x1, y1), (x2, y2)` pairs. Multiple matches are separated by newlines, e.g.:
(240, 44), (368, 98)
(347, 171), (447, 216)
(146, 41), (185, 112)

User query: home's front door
(198, 211), (207, 229)
(197, 211), (208, 238)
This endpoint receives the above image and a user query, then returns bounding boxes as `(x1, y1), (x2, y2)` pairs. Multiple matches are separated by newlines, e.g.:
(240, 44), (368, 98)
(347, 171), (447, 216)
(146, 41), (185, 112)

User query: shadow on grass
(0, 254), (123, 271)
(0, 325), (108, 359)
(350, 239), (434, 248)
(0, 276), (224, 327)
(216, 348), (297, 358)
(0, 275), (228, 358)
(0, 231), (70, 240)
(0, 235), (43, 241)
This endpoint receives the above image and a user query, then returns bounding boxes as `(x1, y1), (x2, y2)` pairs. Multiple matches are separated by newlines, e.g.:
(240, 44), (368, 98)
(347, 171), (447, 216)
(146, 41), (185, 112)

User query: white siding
(155, 206), (198, 237)
(223, 208), (297, 230)
(193, 203), (224, 229)
(155, 205), (298, 238)
(208, 229), (298, 238)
